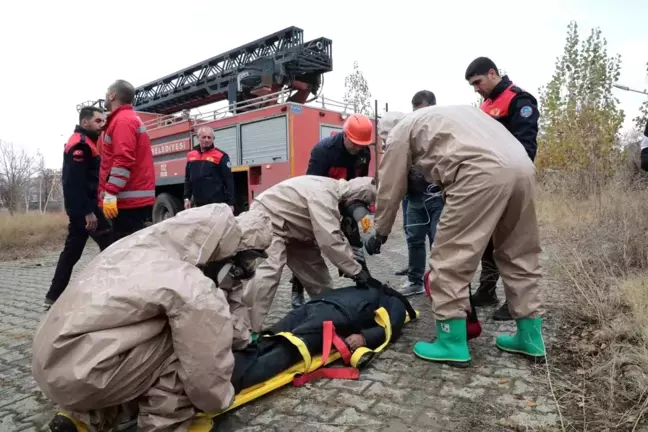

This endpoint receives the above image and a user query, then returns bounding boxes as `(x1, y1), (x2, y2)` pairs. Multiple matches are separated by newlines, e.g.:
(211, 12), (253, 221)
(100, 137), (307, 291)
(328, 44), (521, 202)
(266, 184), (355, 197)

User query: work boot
(470, 285), (499, 307)
(413, 318), (472, 368)
(492, 301), (513, 321)
(399, 281), (424, 297)
(394, 266), (408, 276)
(496, 316), (546, 361)
(43, 298), (54, 312)
(290, 275), (305, 309)
(48, 412), (88, 432)
(187, 414), (215, 432)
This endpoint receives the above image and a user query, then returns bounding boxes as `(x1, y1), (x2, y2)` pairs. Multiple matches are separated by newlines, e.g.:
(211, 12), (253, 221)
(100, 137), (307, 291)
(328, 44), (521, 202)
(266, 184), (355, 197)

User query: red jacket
(98, 105), (155, 209)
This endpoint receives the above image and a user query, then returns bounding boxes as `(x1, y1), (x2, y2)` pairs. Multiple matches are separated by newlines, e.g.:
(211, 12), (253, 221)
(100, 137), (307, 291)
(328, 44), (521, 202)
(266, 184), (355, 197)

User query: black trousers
(231, 303), (348, 393)
(46, 210), (114, 302)
(478, 238), (500, 293)
(111, 205), (153, 241)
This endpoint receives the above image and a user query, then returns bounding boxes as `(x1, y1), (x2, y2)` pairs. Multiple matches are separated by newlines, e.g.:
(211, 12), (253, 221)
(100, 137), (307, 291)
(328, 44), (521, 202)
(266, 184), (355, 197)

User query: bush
(0, 211), (68, 260)
(538, 171), (648, 431)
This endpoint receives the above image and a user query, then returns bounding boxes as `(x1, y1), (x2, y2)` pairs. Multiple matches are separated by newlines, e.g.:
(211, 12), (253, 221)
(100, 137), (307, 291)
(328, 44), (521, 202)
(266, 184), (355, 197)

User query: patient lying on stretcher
(230, 278), (416, 393)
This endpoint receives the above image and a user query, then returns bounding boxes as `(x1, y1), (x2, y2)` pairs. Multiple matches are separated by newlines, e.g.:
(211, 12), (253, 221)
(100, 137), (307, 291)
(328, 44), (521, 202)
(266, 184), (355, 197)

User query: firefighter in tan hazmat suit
(242, 175), (376, 333)
(32, 204), (273, 432)
(367, 106), (546, 368)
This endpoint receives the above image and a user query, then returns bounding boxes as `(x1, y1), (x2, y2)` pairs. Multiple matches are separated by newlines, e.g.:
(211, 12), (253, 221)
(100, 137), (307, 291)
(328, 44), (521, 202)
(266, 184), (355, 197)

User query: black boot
(492, 301), (513, 321)
(471, 284), (499, 307)
(290, 275), (305, 309)
(394, 266), (408, 276)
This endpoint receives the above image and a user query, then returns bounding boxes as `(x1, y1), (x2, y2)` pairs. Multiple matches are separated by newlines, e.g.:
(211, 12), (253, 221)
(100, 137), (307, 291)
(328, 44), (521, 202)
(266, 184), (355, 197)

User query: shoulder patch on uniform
(226, 161), (232, 169)
(519, 106), (533, 118)
(72, 149), (84, 157)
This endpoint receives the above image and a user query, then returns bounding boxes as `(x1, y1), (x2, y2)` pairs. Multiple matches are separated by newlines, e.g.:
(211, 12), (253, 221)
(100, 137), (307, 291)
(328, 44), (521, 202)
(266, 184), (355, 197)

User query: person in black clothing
(640, 120), (648, 171)
(465, 57), (539, 321)
(230, 279), (414, 393)
(44, 107), (114, 311)
(288, 114), (375, 309)
(306, 113), (373, 181)
(183, 126), (235, 212)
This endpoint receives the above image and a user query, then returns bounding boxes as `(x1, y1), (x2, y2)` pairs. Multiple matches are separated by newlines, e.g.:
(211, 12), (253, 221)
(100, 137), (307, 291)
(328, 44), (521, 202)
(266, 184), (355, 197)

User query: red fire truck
(78, 26), (382, 223)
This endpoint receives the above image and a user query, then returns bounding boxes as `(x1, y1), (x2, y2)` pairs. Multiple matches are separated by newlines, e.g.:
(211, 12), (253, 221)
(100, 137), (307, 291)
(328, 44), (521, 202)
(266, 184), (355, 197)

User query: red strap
(293, 367), (360, 387)
(292, 321), (359, 387)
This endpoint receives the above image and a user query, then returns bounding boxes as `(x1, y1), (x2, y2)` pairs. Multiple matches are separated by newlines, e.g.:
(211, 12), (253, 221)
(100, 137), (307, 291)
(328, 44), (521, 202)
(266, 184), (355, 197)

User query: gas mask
(200, 249), (268, 287)
(340, 200), (376, 248)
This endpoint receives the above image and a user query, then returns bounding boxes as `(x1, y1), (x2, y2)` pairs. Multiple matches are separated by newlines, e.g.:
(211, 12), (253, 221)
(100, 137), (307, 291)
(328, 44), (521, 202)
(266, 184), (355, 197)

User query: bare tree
(35, 152), (61, 212)
(0, 140), (37, 214)
(343, 61), (374, 116)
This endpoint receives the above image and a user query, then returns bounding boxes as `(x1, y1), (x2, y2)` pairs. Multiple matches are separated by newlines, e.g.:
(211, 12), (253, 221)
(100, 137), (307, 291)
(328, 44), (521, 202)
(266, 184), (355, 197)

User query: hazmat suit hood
(378, 111), (407, 143)
(148, 204), (271, 266)
(339, 177), (376, 206)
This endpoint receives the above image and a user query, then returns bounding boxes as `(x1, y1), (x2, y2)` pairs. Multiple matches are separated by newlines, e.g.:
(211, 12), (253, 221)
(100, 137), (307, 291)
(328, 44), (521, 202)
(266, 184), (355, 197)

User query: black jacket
(183, 145), (235, 205)
(640, 121), (648, 172)
(307, 133), (370, 180)
(62, 126), (101, 217)
(486, 75), (539, 161)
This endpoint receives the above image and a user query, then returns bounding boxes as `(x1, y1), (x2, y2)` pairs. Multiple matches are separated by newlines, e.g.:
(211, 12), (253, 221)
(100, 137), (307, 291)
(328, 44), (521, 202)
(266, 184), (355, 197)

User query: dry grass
(538, 172), (648, 431)
(0, 211), (68, 260)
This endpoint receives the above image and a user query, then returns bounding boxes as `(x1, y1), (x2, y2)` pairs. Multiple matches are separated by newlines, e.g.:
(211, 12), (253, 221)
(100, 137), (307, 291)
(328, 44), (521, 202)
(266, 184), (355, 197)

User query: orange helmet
(343, 114), (374, 146)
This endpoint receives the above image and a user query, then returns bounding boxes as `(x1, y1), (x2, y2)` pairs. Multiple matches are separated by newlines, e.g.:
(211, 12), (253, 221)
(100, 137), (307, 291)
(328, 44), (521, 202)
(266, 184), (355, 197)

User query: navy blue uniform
(184, 145), (235, 206)
(306, 133), (370, 180)
(47, 127), (113, 304)
(640, 121), (648, 171)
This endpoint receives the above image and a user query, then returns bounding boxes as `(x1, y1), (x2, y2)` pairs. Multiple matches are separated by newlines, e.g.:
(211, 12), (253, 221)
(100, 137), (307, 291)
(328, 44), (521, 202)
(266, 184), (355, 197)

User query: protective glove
(352, 268), (370, 285)
(102, 193), (118, 219)
(364, 234), (387, 256)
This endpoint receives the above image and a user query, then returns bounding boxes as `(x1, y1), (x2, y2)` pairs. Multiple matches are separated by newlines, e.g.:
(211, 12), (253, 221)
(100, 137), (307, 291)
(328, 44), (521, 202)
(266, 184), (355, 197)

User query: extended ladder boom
(133, 26), (332, 114)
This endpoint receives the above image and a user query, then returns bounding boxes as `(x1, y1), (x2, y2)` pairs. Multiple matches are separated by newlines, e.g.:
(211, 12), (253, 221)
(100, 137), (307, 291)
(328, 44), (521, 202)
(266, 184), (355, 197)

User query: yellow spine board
(209, 308), (419, 417)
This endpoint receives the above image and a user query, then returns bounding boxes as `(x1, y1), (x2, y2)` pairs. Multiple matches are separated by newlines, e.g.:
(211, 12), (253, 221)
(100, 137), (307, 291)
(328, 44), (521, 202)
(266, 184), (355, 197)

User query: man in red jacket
(99, 80), (156, 240)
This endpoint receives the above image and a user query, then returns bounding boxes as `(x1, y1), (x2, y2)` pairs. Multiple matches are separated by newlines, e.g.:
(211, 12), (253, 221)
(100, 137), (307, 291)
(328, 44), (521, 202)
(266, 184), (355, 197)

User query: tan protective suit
(375, 105), (542, 321)
(32, 204), (272, 432)
(242, 175), (376, 332)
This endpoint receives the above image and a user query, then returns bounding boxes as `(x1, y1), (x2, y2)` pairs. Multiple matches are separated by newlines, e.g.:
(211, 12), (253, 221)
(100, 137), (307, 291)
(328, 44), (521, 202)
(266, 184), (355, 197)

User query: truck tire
(152, 193), (182, 224)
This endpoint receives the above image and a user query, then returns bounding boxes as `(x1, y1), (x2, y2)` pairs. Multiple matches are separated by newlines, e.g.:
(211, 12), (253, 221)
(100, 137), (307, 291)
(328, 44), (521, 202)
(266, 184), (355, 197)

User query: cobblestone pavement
(0, 219), (561, 431)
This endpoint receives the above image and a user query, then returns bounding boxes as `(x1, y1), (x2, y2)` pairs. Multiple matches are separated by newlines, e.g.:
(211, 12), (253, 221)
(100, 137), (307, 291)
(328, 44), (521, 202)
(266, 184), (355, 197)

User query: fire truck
(78, 26), (382, 223)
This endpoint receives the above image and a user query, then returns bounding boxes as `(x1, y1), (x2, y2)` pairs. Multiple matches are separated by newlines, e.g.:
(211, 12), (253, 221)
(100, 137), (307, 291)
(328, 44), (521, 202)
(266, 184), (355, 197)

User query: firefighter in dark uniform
(183, 126), (235, 211)
(44, 107), (114, 311)
(286, 113), (374, 308)
(640, 120), (648, 171)
(465, 56), (539, 321)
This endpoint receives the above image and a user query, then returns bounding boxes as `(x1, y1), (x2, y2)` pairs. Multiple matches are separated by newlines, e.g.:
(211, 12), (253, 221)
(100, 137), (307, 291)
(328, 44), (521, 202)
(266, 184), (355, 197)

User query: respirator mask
(200, 249), (268, 287)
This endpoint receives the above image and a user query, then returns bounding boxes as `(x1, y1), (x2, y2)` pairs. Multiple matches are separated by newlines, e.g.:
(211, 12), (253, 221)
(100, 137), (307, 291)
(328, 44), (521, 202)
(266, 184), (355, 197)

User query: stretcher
(205, 306), (419, 419)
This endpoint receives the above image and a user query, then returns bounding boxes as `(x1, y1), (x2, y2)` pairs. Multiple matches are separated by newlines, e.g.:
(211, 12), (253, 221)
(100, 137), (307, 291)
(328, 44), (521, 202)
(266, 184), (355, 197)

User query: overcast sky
(1, 0), (646, 168)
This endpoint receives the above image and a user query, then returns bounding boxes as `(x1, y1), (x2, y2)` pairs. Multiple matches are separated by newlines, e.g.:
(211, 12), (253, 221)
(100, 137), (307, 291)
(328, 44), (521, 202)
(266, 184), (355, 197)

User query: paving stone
(0, 214), (561, 431)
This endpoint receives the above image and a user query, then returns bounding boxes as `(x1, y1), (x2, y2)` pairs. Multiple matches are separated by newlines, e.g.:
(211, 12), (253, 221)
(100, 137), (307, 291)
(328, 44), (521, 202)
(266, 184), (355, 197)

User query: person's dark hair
(465, 57), (499, 80)
(109, 79), (136, 104)
(411, 90), (436, 108)
(79, 106), (103, 124)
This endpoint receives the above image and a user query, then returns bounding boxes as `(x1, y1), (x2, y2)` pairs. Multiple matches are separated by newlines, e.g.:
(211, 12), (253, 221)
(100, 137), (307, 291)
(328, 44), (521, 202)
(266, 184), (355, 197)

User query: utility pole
(613, 84), (648, 96)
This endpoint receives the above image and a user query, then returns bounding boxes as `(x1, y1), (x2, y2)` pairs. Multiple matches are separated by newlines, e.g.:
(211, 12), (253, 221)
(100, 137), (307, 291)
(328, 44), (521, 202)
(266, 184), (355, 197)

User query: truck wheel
(152, 193), (182, 224)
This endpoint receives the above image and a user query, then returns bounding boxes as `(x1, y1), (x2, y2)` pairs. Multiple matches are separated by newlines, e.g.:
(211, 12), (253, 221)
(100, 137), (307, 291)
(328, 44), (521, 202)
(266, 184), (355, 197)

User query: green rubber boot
(496, 316), (546, 361)
(413, 318), (471, 368)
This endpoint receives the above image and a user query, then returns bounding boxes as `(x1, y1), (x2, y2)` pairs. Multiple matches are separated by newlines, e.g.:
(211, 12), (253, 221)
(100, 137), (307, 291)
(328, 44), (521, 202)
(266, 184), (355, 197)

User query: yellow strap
(350, 307), (392, 367)
(274, 331), (313, 373)
(56, 411), (89, 432)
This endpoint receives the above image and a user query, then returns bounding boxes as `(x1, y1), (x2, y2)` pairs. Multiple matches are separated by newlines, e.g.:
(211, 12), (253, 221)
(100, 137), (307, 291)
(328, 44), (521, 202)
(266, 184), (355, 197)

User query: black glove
(352, 268), (370, 285)
(365, 234), (387, 255)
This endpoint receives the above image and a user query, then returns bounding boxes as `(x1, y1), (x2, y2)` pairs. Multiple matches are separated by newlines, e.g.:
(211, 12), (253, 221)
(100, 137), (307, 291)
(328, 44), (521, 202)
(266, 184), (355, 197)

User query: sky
(0, 0), (646, 169)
